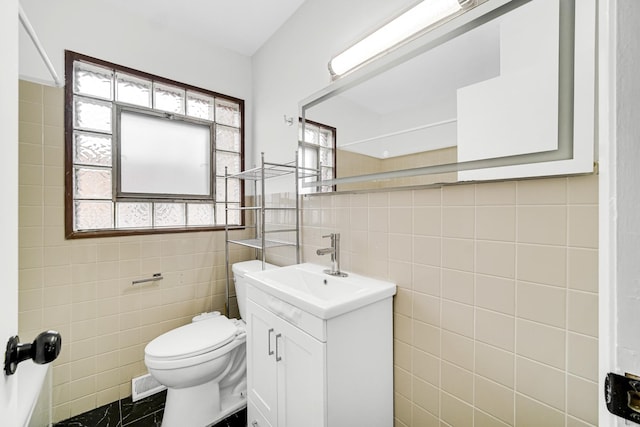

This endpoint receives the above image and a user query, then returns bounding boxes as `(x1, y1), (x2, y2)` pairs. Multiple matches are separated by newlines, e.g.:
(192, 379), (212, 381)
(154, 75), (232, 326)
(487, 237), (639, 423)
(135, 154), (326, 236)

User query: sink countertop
(245, 263), (397, 319)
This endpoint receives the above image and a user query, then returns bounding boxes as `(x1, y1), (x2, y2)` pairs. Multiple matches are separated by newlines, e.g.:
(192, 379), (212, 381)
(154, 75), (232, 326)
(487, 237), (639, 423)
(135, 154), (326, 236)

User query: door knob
(4, 330), (62, 376)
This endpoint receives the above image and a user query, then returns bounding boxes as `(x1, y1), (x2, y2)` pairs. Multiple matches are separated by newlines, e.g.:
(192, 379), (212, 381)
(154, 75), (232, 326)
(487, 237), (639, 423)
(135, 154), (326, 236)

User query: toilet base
(160, 381), (246, 427)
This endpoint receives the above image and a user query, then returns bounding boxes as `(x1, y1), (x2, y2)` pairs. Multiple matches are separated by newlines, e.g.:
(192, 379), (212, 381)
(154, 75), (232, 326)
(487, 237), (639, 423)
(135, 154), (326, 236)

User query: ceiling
(106, 0), (306, 56)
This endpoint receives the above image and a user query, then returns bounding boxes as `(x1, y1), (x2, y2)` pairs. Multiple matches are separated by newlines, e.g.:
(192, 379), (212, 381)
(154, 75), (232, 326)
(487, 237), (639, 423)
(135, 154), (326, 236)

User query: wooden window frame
(64, 50), (245, 239)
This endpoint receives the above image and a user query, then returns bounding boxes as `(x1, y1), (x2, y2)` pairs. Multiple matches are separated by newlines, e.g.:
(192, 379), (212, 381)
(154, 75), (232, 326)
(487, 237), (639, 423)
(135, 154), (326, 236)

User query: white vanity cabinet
(246, 285), (394, 427)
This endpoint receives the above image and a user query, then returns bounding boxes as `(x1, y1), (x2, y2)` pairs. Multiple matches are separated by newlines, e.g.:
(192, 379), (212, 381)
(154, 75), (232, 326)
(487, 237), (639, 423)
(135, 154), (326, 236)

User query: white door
(598, 0), (640, 426)
(247, 300), (278, 427)
(276, 315), (325, 427)
(0, 0), (20, 423)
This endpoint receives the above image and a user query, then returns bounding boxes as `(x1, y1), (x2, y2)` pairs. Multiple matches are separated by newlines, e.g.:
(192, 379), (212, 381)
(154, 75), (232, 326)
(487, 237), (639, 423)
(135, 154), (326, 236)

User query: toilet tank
(232, 260), (276, 319)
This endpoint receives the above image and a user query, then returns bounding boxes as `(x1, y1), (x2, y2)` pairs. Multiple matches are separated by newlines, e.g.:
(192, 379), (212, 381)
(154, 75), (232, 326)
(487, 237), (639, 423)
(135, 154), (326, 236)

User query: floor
(52, 391), (247, 427)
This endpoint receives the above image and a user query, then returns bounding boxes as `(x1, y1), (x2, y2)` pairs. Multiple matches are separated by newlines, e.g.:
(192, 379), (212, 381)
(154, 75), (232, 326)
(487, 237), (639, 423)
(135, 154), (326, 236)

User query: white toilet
(144, 260), (275, 427)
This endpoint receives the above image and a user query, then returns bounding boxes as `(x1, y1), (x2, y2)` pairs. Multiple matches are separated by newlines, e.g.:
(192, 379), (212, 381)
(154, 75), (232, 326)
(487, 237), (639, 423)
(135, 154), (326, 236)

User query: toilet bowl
(144, 260), (275, 427)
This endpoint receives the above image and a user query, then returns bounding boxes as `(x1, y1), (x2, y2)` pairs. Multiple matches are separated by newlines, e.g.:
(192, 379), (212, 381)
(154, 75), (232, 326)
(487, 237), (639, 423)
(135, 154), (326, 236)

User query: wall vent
(131, 373), (166, 402)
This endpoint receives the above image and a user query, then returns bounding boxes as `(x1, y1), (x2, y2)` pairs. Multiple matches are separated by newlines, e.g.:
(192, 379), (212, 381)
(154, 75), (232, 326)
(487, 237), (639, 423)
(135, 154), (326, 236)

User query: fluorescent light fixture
(329, 0), (474, 77)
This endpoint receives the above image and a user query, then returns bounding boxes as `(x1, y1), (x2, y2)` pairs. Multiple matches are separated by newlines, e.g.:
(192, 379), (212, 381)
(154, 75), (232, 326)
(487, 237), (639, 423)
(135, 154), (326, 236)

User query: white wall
(18, 0), (254, 164)
(251, 0), (416, 165)
(1, 0), (19, 423)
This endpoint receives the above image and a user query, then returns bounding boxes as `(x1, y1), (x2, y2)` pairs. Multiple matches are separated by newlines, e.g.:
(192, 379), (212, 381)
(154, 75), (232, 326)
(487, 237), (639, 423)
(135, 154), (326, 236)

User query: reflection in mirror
(302, 0), (589, 193)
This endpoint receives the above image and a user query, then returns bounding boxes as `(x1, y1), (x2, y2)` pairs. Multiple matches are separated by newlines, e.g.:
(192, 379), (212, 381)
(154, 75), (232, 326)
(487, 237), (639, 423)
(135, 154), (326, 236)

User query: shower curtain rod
(18, 4), (63, 87)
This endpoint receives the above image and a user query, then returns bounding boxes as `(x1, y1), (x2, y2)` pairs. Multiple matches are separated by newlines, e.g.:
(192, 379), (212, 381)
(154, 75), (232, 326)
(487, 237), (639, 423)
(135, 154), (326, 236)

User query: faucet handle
(322, 233), (340, 240)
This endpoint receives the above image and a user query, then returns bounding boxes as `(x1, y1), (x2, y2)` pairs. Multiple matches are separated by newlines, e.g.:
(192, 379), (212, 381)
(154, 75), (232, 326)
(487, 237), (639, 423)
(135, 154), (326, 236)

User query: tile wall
(17, 80), (252, 422)
(297, 175), (599, 427)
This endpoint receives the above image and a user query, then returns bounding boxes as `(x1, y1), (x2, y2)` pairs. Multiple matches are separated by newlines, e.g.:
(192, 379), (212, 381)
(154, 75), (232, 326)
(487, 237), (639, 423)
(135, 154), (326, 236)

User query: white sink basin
(245, 263), (396, 319)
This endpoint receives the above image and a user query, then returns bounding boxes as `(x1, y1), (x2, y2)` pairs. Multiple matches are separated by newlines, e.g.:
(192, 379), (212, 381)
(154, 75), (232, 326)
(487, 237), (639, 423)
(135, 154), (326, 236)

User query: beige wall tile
(412, 404), (439, 426)
(442, 184), (475, 206)
(441, 269), (474, 305)
(413, 236), (441, 267)
(20, 80), (43, 103)
(390, 233), (413, 263)
(567, 174), (598, 204)
(475, 342), (514, 388)
(516, 357), (565, 411)
(567, 333), (598, 382)
(413, 207), (441, 236)
(517, 178), (567, 205)
(475, 309), (514, 352)
(441, 362), (473, 403)
(390, 207), (413, 234)
(567, 375), (598, 425)
(413, 187), (441, 206)
(475, 275), (514, 316)
(475, 181), (516, 206)
(442, 207), (474, 239)
(517, 206), (567, 246)
(568, 205), (598, 248)
(440, 392), (473, 426)
(412, 264), (440, 296)
(390, 190), (413, 207)
(476, 206), (516, 242)
(517, 244), (566, 287)
(394, 339), (412, 371)
(474, 376), (514, 425)
(413, 348), (439, 386)
(19, 121), (42, 145)
(394, 288), (413, 317)
(19, 289), (43, 312)
(516, 319), (565, 369)
(395, 367), (411, 399)
(517, 282), (566, 328)
(568, 248), (598, 292)
(566, 416), (594, 427)
(394, 392), (412, 427)
(369, 192), (389, 207)
(442, 238), (474, 272)
(515, 394), (565, 427)
(370, 207), (389, 232)
(476, 241), (515, 279)
(413, 320), (440, 356)
(568, 290), (598, 337)
(441, 330), (473, 371)
(389, 261), (412, 290)
(395, 314), (413, 345)
(474, 410), (511, 427)
(441, 300), (474, 338)
(412, 376), (439, 416)
(69, 394), (97, 419)
(413, 292), (440, 326)
(19, 101), (43, 125)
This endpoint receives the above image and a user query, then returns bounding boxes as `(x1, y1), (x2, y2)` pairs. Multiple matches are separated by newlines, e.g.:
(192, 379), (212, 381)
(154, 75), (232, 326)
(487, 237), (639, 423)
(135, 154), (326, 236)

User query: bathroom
(1, 0), (638, 426)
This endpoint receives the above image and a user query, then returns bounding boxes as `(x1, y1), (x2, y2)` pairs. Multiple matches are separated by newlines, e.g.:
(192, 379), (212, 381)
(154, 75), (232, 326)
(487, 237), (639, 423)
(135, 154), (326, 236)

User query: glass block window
(299, 120), (336, 193)
(65, 51), (244, 237)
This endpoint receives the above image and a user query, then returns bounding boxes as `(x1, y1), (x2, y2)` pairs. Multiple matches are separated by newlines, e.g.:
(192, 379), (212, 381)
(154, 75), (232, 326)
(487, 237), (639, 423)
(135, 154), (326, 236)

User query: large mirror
(300, 0), (595, 192)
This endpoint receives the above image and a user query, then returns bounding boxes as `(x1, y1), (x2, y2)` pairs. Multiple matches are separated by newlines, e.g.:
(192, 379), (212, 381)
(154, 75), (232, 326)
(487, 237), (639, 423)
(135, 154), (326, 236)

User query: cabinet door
(276, 316), (326, 427)
(247, 300), (279, 427)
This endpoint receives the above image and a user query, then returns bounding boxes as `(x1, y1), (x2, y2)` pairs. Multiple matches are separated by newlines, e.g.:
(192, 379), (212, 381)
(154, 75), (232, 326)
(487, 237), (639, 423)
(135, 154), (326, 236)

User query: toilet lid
(145, 316), (237, 360)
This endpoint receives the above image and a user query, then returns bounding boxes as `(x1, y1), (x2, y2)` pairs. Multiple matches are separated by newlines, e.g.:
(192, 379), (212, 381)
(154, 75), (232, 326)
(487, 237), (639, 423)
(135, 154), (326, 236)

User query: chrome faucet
(316, 233), (348, 277)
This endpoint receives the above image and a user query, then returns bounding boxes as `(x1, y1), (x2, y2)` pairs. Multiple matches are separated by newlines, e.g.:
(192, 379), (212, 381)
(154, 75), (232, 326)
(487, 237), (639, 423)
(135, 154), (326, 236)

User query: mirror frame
(300, 0), (595, 190)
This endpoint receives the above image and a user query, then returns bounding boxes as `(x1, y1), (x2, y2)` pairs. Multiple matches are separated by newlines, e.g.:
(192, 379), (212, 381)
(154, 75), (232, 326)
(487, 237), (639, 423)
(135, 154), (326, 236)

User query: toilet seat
(145, 316), (238, 361)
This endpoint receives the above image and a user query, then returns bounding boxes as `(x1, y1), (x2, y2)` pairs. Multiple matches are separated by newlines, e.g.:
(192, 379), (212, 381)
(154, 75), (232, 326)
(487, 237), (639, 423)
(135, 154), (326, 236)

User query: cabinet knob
(252, 421), (259, 427)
